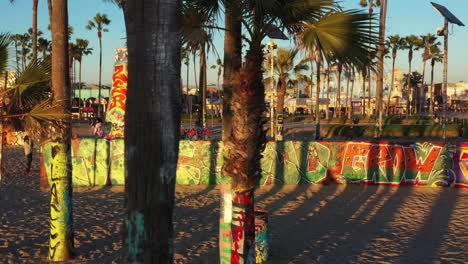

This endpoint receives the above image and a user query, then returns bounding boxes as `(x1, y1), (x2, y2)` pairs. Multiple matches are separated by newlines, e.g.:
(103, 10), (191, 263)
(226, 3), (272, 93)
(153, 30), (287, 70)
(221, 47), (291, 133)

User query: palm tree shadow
(274, 141), (285, 184)
(397, 187), (461, 263)
(298, 140), (310, 184)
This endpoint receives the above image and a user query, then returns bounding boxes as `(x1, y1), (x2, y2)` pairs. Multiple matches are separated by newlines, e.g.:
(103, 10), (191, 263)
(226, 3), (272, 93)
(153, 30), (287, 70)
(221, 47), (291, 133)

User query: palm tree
(210, 58), (223, 92)
(86, 13), (111, 118)
(271, 48), (308, 117)
(181, 4), (214, 128)
(10, 34), (20, 72)
(375, 0), (388, 137)
(429, 44), (442, 116)
(8, 0), (40, 61)
(68, 43), (79, 92)
(335, 60), (343, 117)
(419, 33), (439, 113)
(401, 35), (421, 115)
(48, 0), (73, 260)
(74, 39), (93, 115)
(385, 35), (404, 115)
(37, 37), (51, 58)
(297, 8), (377, 136)
(17, 33), (30, 71)
(420, 34), (438, 85)
(121, 0), (182, 262)
(348, 67), (357, 119)
(31, 0), (39, 61)
(0, 34), (66, 193)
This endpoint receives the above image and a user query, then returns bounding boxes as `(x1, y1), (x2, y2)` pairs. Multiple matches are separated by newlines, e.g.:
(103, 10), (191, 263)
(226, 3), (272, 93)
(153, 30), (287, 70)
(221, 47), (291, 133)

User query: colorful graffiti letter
(106, 61), (128, 139)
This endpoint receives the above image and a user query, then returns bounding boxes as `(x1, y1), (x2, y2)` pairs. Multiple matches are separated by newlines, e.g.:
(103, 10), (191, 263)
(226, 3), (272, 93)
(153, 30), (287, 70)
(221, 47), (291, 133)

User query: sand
(1, 146), (467, 263)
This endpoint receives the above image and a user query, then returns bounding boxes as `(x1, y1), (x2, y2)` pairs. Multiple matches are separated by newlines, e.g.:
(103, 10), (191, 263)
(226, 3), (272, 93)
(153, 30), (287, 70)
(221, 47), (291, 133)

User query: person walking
(23, 136), (33, 173)
(93, 118), (104, 137)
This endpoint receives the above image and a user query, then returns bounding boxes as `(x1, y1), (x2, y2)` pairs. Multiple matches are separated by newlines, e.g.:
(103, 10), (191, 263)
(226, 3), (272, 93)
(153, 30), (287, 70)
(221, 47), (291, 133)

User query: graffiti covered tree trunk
(49, 0), (73, 261)
(123, 0), (182, 262)
(223, 44), (266, 263)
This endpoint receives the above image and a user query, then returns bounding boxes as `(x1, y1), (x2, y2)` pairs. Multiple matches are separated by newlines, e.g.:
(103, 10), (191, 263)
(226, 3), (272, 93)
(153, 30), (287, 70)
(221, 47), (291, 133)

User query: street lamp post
(431, 2), (465, 140)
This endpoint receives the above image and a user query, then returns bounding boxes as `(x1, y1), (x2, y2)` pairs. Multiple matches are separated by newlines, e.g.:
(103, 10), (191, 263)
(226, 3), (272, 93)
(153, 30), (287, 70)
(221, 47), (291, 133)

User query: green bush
(320, 124), (461, 138)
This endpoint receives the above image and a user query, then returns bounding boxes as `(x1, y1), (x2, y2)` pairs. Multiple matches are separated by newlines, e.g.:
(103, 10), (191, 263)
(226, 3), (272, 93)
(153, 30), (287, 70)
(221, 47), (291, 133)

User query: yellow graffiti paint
(49, 142), (74, 261)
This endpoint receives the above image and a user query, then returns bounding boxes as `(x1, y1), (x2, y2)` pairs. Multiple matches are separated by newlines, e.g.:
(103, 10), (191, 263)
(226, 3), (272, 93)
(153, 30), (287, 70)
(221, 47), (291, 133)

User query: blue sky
(0, 0), (467, 86)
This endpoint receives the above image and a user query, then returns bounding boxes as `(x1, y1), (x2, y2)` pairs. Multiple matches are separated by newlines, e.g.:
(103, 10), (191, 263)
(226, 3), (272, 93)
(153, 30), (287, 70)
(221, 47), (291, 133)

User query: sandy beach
(1, 146), (467, 263)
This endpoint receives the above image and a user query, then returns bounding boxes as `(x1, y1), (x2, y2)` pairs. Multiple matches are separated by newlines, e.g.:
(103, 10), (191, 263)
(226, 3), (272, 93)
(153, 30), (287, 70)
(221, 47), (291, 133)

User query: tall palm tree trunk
(361, 70), (366, 116)
(32, 0), (39, 61)
(198, 43), (207, 128)
(315, 54), (322, 139)
(98, 33), (103, 118)
(367, 68), (371, 115)
(429, 60), (435, 116)
(222, 0), (242, 141)
(345, 72), (350, 118)
(219, 2), (242, 262)
(79, 60), (82, 118)
(420, 59), (427, 114)
(386, 58), (396, 115)
(193, 52), (198, 91)
(376, 0), (388, 136)
(223, 43), (265, 264)
(349, 71), (355, 119)
(337, 65), (342, 117)
(406, 60), (412, 117)
(122, 0), (182, 262)
(13, 39), (19, 72)
(49, 0), (73, 261)
(276, 77), (287, 114)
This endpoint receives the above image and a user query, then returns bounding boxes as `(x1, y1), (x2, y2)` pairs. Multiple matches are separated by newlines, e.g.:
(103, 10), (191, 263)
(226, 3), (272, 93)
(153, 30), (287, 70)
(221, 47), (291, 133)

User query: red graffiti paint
(231, 191), (255, 264)
(342, 143), (440, 173)
(403, 147), (441, 173)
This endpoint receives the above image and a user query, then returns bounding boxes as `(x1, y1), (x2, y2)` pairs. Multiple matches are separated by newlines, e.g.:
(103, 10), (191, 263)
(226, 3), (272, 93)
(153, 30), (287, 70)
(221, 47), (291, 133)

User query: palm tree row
(3, 0), (390, 262)
(385, 33), (442, 116)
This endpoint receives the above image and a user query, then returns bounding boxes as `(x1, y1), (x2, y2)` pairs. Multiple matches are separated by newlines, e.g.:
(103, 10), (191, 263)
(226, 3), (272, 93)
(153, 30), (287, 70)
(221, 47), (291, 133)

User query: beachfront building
(434, 81), (468, 111)
(72, 84), (111, 106)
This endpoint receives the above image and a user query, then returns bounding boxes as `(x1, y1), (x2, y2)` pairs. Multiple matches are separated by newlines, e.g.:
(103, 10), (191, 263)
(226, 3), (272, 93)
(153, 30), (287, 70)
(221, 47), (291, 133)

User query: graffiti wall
(41, 140), (468, 188)
(106, 48), (128, 139)
(41, 138), (124, 187)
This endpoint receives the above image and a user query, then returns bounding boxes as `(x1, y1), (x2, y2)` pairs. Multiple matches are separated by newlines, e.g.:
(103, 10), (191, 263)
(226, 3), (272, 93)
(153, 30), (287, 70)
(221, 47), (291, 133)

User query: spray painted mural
(41, 138), (124, 187)
(106, 48), (128, 139)
(41, 140), (468, 188)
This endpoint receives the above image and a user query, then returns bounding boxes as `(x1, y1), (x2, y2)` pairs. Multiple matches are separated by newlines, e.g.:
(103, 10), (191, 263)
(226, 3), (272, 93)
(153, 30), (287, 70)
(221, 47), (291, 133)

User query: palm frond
(296, 10), (378, 68)
(22, 98), (70, 139)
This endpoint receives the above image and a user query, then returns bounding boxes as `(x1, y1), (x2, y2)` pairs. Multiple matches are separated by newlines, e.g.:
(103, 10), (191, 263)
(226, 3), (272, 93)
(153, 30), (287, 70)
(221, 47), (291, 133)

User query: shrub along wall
(320, 124), (463, 138)
(40, 138), (468, 188)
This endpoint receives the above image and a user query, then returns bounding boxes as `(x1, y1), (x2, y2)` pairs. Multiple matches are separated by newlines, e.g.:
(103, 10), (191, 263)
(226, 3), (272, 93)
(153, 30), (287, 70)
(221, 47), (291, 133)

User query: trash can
(255, 209), (269, 263)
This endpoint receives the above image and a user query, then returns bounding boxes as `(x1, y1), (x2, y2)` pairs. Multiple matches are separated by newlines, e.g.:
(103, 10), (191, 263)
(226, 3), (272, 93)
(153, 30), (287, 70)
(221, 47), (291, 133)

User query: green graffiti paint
(41, 140), (466, 187)
(125, 211), (145, 263)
